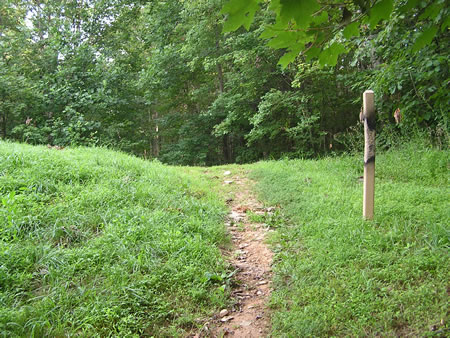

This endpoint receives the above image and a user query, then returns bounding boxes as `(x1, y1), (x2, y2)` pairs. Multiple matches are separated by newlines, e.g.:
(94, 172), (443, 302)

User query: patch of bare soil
(195, 172), (274, 337)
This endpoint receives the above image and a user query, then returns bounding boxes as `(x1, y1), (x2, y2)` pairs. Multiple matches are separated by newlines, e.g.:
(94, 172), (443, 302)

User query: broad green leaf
(260, 21), (287, 39)
(279, 0), (320, 29)
(412, 26), (438, 52)
(221, 0), (262, 32)
(442, 15), (450, 31)
(278, 45), (303, 69)
(267, 31), (301, 49)
(260, 28), (278, 39)
(399, 0), (420, 13)
(269, 0), (281, 15)
(343, 22), (360, 39)
(305, 46), (320, 62)
(278, 51), (298, 68)
(419, 3), (444, 21)
(312, 11), (328, 26)
(318, 43), (347, 66)
(315, 32), (326, 45)
(369, 0), (393, 28)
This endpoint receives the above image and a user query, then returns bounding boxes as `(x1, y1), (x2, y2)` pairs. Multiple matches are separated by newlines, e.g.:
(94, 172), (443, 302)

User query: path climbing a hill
(195, 169), (275, 337)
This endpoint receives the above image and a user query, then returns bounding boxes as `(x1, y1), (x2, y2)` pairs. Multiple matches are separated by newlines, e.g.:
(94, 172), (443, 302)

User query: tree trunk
(1, 112), (7, 139)
(151, 112), (160, 157)
(215, 34), (225, 94)
(215, 34), (232, 163)
(223, 135), (232, 163)
(217, 62), (224, 93)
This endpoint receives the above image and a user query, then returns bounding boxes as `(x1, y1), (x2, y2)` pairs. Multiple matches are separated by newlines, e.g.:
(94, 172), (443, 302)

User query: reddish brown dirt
(194, 172), (274, 337)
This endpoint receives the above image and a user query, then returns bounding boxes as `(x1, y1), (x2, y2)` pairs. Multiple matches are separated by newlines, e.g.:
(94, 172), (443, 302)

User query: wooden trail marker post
(363, 90), (375, 220)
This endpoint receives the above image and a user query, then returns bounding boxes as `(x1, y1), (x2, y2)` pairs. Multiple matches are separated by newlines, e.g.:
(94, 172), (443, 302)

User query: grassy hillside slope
(251, 144), (449, 336)
(0, 142), (229, 337)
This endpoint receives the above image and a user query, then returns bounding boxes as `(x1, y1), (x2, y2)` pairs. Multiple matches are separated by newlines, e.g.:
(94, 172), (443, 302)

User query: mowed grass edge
(0, 141), (230, 337)
(250, 143), (449, 336)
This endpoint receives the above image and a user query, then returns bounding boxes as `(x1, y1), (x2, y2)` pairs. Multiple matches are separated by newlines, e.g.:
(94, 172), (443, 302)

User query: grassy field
(1, 140), (448, 337)
(251, 143), (449, 336)
(0, 141), (231, 337)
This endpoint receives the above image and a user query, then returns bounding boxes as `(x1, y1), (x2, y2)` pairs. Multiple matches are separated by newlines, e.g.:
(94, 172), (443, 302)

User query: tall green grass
(0, 141), (229, 337)
(251, 143), (449, 336)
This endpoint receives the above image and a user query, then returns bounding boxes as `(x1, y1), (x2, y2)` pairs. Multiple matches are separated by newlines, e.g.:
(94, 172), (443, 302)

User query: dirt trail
(196, 171), (274, 337)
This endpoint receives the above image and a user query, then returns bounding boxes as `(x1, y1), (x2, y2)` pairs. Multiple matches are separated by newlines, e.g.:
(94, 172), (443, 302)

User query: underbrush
(0, 141), (229, 337)
(251, 143), (449, 336)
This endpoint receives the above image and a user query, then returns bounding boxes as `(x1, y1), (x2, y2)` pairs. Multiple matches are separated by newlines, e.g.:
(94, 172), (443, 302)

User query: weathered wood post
(363, 90), (375, 220)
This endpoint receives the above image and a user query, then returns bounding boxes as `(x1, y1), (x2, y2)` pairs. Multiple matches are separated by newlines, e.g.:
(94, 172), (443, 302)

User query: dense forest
(1, 0), (448, 165)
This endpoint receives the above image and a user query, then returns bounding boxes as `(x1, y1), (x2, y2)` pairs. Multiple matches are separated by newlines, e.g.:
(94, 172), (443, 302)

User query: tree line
(1, 0), (448, 165)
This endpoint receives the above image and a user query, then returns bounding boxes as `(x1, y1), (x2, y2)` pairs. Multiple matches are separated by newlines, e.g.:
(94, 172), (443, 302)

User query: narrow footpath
(196, 169), (274, 337)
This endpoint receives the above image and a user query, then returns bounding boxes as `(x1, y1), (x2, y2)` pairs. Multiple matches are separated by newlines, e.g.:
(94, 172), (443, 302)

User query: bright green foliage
(0, 141), (230, 336)
(343, 22), (360, 39)
(357, 2), (449, 144)
(251, 143), (449, 336)
(318, 43), (348, 67)
(222, 0), (448, 67)
(1, 0), (151, 153)
(368, 0), (394, 28)
(279, 0), (320, 29)
(1, 0), (448, 164)
(220, 0), (262, 31)
(412, 26), (439, 52)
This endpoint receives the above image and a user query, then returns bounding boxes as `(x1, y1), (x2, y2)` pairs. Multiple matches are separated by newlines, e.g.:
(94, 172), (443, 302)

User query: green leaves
(399, 0), (419, 13)
(312, 11), (328, 26)
(278, 44), (303, 68)
(220, 0), (262, 32)
(221, 0), (390, 68)
(279, 0), (320, 29)
(412, 26), (438, 52)
(343, 22), (360, 39)
(221, 0), (444, 68)
(304, 46), (320, 62)
(318, 43), (347, 67)
(368, 0), (393, 28)
(419, 2), (445, 21)
(266, 31), (303, 49)
(443, 15), (450, 31)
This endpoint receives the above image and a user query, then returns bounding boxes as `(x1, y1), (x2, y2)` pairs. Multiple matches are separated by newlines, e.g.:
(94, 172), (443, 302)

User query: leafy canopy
(221, 0), (448, 68)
